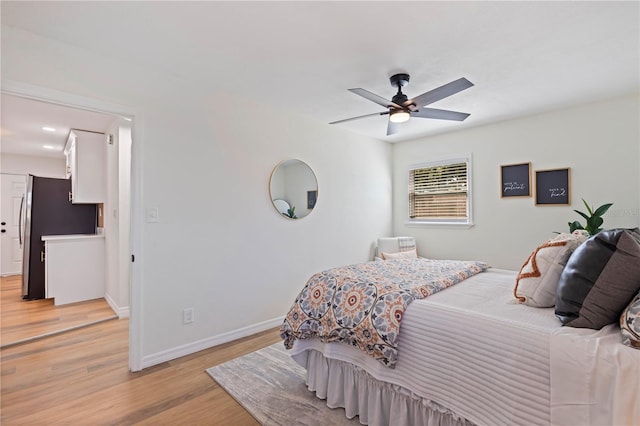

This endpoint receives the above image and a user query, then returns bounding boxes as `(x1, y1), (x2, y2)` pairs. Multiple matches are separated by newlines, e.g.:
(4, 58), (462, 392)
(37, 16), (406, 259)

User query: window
(408, 155), (472, 226)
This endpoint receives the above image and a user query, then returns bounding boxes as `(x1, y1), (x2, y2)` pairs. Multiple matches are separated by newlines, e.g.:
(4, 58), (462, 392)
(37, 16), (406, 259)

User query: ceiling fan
(330, 73), (474, 136)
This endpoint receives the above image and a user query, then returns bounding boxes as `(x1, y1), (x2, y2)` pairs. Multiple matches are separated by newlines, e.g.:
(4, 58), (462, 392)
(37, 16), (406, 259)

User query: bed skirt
(302, 349), (475, 426)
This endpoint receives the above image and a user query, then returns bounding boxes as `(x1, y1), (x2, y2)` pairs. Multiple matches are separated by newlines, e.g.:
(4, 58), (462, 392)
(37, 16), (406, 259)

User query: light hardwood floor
(1, 274), (282, 424)
(1, 275), (117, 347)
(1, 317), (282, 425)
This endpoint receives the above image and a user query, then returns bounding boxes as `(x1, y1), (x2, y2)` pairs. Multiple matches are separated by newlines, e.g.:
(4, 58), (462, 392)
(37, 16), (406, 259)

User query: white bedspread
(290, 268), (640, 426)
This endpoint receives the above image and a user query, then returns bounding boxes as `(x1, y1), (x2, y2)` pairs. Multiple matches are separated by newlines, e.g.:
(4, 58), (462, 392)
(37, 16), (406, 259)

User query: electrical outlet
(183, 307), (194, 324)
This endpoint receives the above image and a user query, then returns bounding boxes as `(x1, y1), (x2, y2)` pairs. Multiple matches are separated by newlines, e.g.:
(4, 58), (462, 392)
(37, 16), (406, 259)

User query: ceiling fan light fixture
(390, 110), (410, 123)
(331, 73), (473, 136)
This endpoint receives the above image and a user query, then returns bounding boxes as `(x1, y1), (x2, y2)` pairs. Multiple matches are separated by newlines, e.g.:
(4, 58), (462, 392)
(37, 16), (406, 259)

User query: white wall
(1, 27), (392, 366)
(393, 94), (640, 270)
(104, 119), (131, 318)
(0, 153), (66, 178)
(118, 122), (132, 314)
(105, 120), (118, 314)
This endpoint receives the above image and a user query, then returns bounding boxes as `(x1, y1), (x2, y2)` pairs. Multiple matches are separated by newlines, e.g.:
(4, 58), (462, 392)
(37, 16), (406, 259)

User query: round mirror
(269, 159), (318, 219)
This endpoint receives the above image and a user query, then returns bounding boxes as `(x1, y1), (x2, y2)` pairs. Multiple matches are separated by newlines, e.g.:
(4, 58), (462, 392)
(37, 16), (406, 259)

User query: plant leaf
(574, 210), (590, 221)
(593, 203), (613, 217)
(585, 217), (604, 235)
(568, 221), (584, 233)
(582, 198), (594, 216)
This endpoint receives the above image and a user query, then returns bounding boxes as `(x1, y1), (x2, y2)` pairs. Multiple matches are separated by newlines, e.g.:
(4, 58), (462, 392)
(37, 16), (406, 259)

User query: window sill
(405, 220), (474, 229)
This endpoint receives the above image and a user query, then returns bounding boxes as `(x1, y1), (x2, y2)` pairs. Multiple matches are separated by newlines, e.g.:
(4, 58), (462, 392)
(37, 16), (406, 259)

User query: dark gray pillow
(555, 228), (640, 329)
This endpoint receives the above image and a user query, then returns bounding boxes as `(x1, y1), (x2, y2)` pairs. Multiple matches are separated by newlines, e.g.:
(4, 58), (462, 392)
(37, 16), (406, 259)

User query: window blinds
(409, 162), (468, 219)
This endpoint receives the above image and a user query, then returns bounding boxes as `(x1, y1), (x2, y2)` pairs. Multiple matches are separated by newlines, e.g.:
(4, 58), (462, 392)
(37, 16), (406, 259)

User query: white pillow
(376, 237), (416, 259)
(377, 237), (401, 255)
(514, 232), (587, 307)
(381, 249), (417, 260)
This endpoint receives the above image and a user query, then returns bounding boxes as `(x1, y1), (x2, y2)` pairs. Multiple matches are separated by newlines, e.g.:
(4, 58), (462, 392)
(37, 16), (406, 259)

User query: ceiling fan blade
(411, 78), (474, 107)
(412, 107), (470, 121)
(386, 119), (400, 136)
(349, 88), (403, 109)
(329, 111), (389, 125)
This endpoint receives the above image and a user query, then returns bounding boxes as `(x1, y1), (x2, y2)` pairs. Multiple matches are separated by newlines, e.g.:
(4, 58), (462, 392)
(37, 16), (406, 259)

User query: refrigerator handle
(18, 195), (24, 248)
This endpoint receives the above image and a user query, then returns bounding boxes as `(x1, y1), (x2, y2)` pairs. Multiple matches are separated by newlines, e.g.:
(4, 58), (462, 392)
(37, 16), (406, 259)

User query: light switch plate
(145, 207), (159, 223)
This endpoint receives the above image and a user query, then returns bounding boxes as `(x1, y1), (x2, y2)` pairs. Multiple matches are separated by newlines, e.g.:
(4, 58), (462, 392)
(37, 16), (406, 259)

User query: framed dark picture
(307, 190), (317, 209)
(500, 163), (531, 197)
(535, 168), (570, 205)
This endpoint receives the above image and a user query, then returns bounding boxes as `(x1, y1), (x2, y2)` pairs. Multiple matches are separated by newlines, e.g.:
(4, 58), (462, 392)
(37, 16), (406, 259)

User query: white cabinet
(42, 235), (105, 306)
(64, 130), (106, 203)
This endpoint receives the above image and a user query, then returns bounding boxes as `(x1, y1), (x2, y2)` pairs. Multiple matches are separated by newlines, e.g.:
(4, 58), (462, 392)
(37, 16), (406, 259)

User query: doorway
(0, 93), (134, 353)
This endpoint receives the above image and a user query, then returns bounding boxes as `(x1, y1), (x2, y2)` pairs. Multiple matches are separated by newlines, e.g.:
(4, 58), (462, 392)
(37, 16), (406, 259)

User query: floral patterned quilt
(280, 258), (489, 368)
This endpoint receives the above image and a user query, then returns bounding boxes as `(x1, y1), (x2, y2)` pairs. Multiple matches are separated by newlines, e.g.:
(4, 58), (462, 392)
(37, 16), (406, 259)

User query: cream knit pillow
(381, 249), (418, 260)
(514, 232), (587, 307)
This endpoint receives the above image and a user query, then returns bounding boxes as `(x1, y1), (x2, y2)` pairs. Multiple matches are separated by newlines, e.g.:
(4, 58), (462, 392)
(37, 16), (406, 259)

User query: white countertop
(41, 234), (104, 241)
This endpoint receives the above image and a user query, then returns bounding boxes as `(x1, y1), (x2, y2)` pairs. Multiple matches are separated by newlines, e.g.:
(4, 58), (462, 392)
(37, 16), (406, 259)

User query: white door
(1, 174), (27, 276)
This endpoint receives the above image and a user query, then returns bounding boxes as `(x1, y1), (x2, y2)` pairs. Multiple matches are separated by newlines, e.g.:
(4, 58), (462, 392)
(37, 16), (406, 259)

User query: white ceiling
(1, 1), (638, 151)
(0, 94), (117, 158)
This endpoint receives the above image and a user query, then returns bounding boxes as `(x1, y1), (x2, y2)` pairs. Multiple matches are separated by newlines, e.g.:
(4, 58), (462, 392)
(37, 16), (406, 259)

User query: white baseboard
(140, 316), (284, 370)
(104, 293), (130, 319)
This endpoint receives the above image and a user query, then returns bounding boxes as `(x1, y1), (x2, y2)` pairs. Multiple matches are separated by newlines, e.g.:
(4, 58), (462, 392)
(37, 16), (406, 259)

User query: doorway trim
(1, 79), (144, 371)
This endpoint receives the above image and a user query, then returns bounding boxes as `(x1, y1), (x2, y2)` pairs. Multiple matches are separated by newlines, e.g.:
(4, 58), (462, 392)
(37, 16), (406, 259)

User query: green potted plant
(568, 198), (613, 235)
(286, 206), (297, 219)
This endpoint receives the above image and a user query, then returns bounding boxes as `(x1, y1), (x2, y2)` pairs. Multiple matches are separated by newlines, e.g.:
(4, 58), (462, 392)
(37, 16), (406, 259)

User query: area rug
(206, 343), (359, 426)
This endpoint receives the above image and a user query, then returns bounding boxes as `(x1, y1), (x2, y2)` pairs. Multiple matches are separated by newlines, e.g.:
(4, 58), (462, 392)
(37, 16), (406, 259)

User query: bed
(280, 234), (640, 426)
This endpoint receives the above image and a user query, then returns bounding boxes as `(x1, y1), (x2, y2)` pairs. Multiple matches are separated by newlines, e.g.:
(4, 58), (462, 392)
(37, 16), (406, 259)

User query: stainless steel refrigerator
(21, 175), (97, 300)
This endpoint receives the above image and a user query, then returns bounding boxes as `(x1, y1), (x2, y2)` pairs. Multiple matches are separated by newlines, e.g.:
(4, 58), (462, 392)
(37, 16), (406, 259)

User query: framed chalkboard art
(535, 168), (570, 205)
(500, 163), (531, 197)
